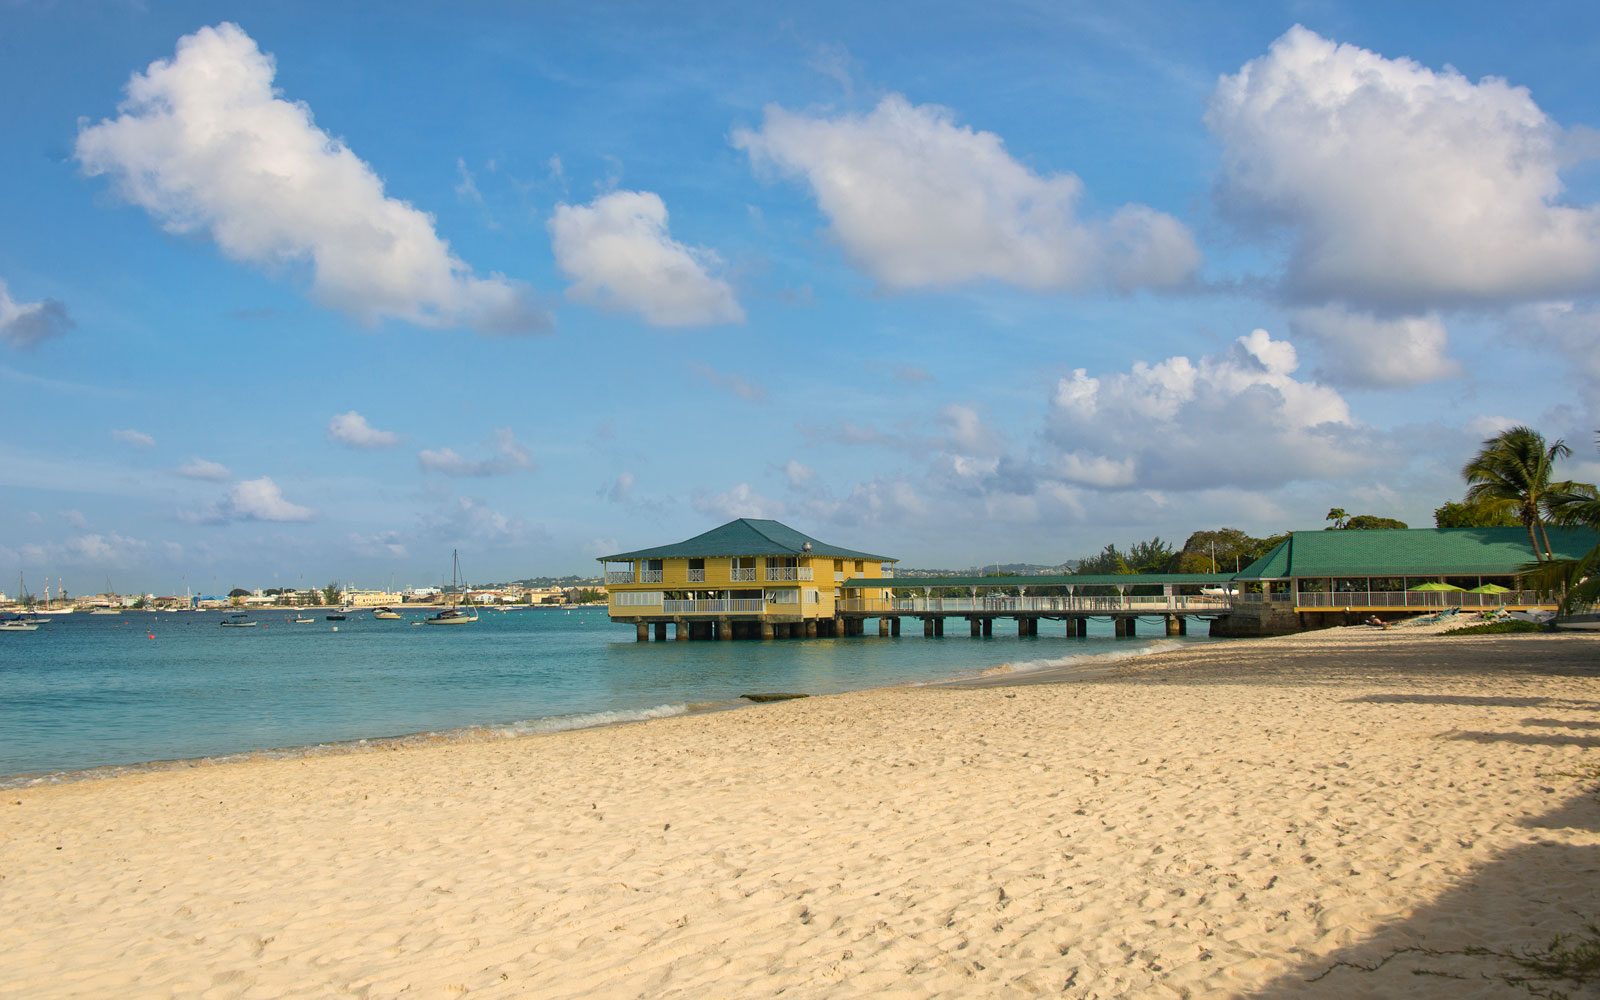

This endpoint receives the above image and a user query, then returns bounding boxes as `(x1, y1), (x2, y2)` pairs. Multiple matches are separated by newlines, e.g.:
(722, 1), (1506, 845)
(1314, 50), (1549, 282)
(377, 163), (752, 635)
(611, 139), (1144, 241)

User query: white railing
(1293, 590), (1547, 609)
(661, 599), (765, 614)
(688, 569), (705, 583)
(605, 570), (634, 585)
(640, 570), (664, 584)
(839, 595), (1232, 614)
(834, 572), (845, 583)
(730, 568), (757, 582)
(766, 566), (811, 581)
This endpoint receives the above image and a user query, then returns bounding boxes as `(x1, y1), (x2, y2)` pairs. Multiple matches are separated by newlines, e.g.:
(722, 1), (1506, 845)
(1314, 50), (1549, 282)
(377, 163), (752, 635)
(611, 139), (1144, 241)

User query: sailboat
(425, 550), (479, 625)
(15, 573), (49, 624)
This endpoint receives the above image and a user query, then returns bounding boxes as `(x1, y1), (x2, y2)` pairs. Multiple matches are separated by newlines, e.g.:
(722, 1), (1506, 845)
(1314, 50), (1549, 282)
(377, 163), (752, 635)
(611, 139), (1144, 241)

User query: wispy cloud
(689, 361), (766, 402)
(111, 428), (155, 449)
(175, 457), (231, 481)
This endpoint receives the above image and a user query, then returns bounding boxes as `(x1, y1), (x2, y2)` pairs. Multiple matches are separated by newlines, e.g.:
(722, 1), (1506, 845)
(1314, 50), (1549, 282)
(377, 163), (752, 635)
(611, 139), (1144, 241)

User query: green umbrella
(1407, 582), (1464, 591)
(1466, 583), (1512, 594)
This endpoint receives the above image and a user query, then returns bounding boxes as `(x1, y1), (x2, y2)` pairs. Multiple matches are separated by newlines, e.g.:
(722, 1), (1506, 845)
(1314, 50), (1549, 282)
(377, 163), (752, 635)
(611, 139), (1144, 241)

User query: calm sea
(0, 607), (1221, 786)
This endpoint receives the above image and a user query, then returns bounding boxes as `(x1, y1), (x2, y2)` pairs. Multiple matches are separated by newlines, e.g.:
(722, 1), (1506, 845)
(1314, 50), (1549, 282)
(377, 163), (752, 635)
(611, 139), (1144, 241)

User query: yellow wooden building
(599, 518), (897, 640)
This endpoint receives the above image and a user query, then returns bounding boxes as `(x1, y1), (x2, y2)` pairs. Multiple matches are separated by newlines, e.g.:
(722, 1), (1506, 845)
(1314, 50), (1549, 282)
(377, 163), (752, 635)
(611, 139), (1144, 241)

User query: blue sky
(4, 0), (1599, 594)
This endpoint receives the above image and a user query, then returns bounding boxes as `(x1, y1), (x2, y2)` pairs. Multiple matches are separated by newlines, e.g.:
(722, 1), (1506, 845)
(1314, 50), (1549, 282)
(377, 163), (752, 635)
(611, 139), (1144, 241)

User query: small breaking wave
(938, 639), (1191, 684)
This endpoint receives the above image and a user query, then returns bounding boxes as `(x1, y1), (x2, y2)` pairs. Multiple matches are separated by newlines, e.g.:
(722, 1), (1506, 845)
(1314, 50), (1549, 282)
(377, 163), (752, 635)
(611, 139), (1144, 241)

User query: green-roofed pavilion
(599, 518), (894, 563)
(1234, 526), (1597, 581)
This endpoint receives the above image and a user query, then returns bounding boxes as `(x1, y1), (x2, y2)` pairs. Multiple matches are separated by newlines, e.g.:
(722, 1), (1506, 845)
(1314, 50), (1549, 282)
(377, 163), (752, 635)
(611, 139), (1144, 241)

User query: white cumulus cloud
(548, 190), (743, 326)
(1288, 305), (1460, 387)
(76, 22), (547, 333)
(0, 280), (72, 349)
(733, 94), (1200, 293)
(328, 411), (401, 450)
(1209, 25), (1600, 310)
(226, 477), (314, 522)
(1045, 329), (1380, 491)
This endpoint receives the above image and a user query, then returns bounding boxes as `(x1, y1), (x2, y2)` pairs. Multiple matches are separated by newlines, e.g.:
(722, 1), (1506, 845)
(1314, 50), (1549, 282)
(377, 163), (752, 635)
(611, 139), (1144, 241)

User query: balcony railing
(688, 568), (705, 582)
(640, 570), (664, 584)
(730, 568), (757, 582)
(661, 599), (766, 614)
(765, 566), (813, 581)
(604, 570), (635, 585)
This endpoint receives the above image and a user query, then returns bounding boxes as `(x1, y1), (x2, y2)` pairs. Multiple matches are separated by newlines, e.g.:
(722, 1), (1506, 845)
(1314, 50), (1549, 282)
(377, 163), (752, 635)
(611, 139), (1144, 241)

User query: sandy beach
(4, 628), (1599, 999)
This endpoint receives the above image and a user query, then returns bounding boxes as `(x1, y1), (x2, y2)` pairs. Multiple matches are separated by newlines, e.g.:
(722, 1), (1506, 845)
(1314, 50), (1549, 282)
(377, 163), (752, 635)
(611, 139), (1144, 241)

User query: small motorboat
(0, 617), (40, 632)
(325, 614), (346, 621)
(372, 607), (403, 620)
(220, 614), (257, 628)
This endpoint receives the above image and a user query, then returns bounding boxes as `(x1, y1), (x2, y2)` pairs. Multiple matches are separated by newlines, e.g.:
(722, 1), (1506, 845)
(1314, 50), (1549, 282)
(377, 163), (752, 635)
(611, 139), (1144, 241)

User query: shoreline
(0, 626), (1212, 790)
(5, 628), (1599, 997)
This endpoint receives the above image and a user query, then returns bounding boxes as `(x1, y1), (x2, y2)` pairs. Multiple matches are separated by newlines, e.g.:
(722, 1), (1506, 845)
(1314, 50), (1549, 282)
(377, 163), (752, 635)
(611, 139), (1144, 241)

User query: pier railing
(1292, 590), (1545, 609)
(838, 595), (1231, 615)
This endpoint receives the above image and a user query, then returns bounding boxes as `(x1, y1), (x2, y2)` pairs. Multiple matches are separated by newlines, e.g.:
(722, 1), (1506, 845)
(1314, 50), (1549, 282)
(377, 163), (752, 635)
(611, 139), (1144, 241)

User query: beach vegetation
(1174, 528), (1287, 574)
(1442, 620), (1546, 635)
(1463, 426), (1578, 561)
(1489, 430), (1600, 612)
(1341, 515), (1408, 529)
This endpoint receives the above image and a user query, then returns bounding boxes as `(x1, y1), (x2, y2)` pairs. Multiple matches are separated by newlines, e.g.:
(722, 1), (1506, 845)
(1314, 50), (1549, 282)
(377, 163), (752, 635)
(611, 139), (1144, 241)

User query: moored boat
(426, 551), (479, 625)
(372, 607), (403, 620)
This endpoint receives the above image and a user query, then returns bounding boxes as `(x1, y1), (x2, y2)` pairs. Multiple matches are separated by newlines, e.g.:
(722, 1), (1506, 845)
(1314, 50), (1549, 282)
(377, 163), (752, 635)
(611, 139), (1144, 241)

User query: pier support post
(1018, 618), (1028, 637)
(878, 617), (889, 636)
(1076, 618), (1088, 637)
(1114, 617), (1126, 637)
(675, 618), (690, 641)
(1166, 615), (1181, 636)
(1125, 617), (1136, 637)
(636, 622), (649, 642)
(718, 618), (732, 640)
(806, 620), (818, 638)
(934, 617), (944, 637)
(970, 618), (981, 637)
(760, 621), (775, 640)
(890, 617), (901, 636)
(1177, 616), (1187, 635)
(654, 621), (667, 641)
(923, 618), (935, 637)
(982, 618), (993, 636)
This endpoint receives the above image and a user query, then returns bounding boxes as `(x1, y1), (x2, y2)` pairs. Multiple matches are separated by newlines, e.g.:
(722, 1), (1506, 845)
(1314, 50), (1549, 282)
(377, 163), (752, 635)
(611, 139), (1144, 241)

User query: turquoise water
(0, 607), (1221, 785)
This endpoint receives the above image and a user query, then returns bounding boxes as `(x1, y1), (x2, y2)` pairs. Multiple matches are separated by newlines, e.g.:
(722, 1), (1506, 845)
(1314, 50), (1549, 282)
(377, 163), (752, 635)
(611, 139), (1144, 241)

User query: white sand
(3, 628), (1599, 998)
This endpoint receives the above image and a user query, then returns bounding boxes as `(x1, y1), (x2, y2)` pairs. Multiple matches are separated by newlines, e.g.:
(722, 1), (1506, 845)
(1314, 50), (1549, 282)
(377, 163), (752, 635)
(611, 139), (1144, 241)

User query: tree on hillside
(227, 587), (249, 598)
(1074, 543), (1131, 576)
(1342, 515), (1408, 530)
(1175, 529), (1286, 574)
(1125, 537), (1176, 574)
(322, 582), (341, 606)
(1463, 426), (1575, 561)
(1325, 507), (1349, 529)
(1434, 499), (1520, 528)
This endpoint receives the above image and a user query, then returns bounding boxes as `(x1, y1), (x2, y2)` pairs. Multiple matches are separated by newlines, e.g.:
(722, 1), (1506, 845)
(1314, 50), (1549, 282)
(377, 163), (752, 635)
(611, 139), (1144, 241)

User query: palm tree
(1462, 426), (1573, 561)
(1325, 507), (1348, 529)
